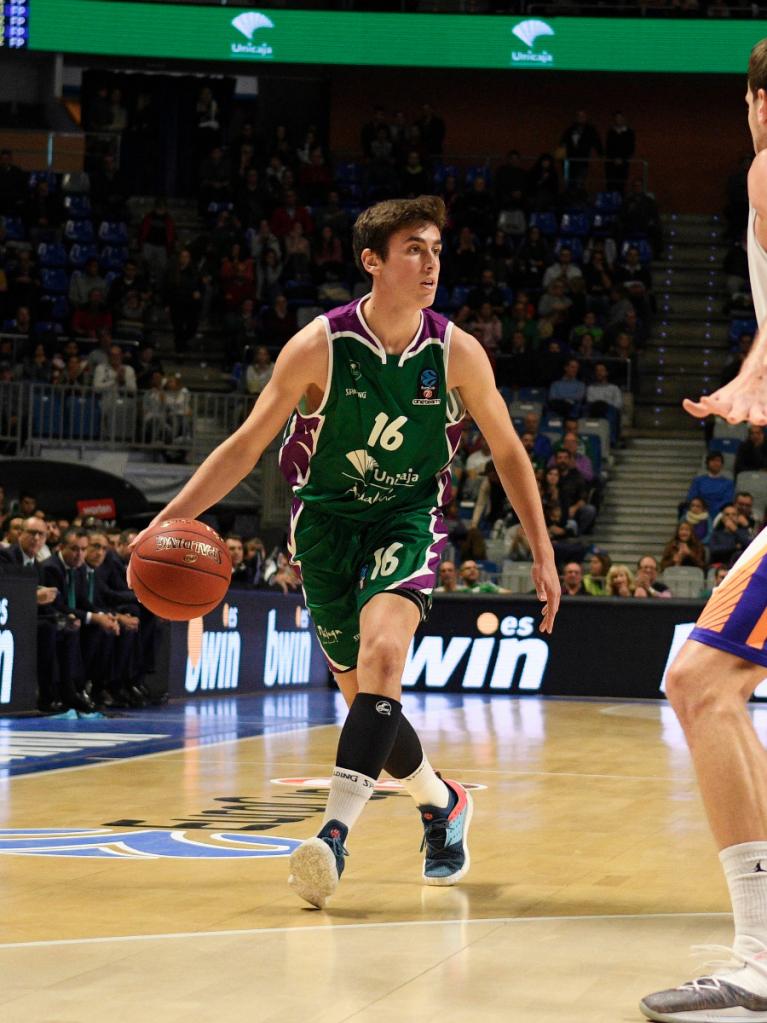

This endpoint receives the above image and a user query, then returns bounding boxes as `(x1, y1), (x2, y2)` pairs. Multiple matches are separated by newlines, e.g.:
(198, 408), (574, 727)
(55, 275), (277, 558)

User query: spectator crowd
(0, 485), (303, 714)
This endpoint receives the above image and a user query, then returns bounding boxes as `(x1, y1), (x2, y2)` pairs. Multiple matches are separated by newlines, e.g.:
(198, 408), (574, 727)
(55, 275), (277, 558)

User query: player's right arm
(138, 320), (327, 526)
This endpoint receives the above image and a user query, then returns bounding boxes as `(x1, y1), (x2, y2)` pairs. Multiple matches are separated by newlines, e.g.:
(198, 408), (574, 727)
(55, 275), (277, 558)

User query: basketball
(129, 518), (232, 620)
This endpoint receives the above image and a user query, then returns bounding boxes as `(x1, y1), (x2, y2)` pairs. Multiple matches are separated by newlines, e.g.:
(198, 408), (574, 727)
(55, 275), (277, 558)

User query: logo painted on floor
(0, 730), (172, 766)
(271, 777), (488, 792)
(0, 828), (300, 859)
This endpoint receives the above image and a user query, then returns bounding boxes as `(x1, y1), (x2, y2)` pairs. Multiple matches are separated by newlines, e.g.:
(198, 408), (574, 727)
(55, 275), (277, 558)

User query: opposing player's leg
(641, 536), (767, 1021)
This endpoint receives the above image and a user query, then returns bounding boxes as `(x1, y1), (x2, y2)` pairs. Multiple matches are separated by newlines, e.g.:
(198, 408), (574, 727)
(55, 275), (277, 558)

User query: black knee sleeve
(384, 714), (424, 779)
(336, 692), (402, 780)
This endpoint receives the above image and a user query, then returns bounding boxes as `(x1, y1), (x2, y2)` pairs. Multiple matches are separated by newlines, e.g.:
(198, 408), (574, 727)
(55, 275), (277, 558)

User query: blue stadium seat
(40, 268), (70, 294)
(465, 165), (491, 186)
(33, 321), (62, 339)
(519, 387), (547, 402)
(207, 201), (234, 218)
(100, 246), (129, 272)
(65, 394), (101, 440)
(3, 217), (24, 241)
(31, 392), (62, 438)
(68, 243), (99, 269)
(620, 238), (653, 264)
(560, 211), (592, 237)
(98, 221), (129, 245)
(710, 436), (744, 455)
(729, 317), (757, 343)
(434, 284), (450, 310)
(37, 242), (67, 268)
(432, 164), (459, 187)
(530, 211), (557, 236)
(555, 237), (584, 261)
(28, 170), (58, 191)
(63, 195), (92, 220)
(449, 285), (471, 309)
(64, 220), (94, 243)
(499, 286), (515, 307)
(590, 212), (617, 237)
(595, 191), (623, 214)
(335, 161), (362, 184)
(50, 296), (70, 322)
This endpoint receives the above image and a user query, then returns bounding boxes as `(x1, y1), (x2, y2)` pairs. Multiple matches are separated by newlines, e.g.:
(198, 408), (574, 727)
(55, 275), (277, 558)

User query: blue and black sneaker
(419, 779), (473, 886)
(288, 819), (349, 908)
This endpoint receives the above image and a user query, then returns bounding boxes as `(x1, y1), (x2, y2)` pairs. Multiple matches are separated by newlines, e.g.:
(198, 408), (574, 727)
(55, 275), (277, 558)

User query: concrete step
(632, 404), (707, 432)
(641, 376), (719, 404)
(663, 212), (724, 228)
(665, 222), (726, 244)
(643, 351), (727, 372)
(655, 321), (729, 341)
(656, 295), (726, 317)
(594, 530), (677, 544)
(654, 268), (725, 288)
(662, 241), (727, 262)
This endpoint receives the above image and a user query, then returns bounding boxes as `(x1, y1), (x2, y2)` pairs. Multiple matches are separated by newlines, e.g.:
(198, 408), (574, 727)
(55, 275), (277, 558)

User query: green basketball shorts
(287, 500), (448, 672)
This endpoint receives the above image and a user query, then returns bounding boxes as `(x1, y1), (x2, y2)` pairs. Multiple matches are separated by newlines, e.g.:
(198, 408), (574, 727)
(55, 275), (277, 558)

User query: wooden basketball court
(0, 691), (743, 1022)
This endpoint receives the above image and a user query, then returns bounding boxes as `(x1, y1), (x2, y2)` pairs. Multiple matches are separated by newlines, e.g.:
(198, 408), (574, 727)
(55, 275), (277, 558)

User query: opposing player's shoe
(288, 819), (348, 909)
(640, 944), (767, 1022)
(419, 779), (473, 886)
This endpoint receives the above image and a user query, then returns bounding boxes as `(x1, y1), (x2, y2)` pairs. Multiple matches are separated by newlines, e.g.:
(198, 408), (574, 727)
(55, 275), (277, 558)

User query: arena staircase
(634, 212), (730, 434)
(589, 437), (703, 566)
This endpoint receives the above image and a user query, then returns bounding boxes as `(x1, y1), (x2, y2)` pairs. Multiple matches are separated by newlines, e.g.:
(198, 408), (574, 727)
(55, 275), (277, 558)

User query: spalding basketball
(129, 519), (232, 620)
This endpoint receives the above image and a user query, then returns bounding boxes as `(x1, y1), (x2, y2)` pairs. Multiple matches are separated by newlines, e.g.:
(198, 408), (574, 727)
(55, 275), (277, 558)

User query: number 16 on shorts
(370, 542), (404, 581)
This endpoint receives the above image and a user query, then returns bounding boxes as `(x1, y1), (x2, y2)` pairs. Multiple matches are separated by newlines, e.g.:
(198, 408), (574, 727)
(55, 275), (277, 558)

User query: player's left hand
(683, 368), (767, 425)
(532, 556), (560, 634)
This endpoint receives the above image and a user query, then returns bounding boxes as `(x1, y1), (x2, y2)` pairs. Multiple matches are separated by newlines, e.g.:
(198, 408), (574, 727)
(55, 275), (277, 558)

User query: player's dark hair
(352, 195), (446, 276)
(749, 39), (767, 96)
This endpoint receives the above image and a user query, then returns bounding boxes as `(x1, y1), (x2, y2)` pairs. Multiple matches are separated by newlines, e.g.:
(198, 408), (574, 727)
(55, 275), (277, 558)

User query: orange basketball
(129, 518), (232, 620)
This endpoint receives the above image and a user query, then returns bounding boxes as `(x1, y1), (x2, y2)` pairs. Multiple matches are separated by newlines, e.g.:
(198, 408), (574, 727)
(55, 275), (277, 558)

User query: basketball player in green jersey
(131, 196), (560, 908)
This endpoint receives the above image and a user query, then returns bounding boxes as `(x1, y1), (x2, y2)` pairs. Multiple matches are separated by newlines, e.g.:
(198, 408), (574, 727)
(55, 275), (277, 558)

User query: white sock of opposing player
(720, 842), (767, 977)
(321, 766), (376, 832)
(399, 756), (451, 810)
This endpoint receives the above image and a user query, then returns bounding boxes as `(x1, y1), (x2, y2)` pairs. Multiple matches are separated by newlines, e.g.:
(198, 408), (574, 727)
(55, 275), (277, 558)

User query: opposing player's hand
(683, 370), (767, 425)
(532, 556), (560, 634)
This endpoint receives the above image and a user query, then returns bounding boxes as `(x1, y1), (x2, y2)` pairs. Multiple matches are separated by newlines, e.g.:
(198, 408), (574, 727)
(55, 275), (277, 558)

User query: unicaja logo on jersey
(511, 19), (555, 66)
(230, 11), (275, 58)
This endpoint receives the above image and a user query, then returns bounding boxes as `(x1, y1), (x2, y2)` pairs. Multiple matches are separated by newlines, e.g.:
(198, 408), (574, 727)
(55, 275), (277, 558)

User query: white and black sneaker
(288, 819), (348, 909)
(640, 944), (767, 1022)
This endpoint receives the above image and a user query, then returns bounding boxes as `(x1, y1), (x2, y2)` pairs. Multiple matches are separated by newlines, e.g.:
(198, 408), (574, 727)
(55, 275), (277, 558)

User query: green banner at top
(27, 0), (767, 73)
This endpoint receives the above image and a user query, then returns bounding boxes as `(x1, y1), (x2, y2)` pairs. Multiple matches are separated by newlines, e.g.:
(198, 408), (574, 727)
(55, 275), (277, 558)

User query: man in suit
(101, 527), (157, 690)
(42, 528), (119, 710)
(85, 529), (144, 707)
(0, 516), (83, 712)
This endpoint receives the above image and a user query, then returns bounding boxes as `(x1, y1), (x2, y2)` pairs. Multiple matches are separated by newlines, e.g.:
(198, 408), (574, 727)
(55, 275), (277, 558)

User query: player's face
(373, 224), (442, 308)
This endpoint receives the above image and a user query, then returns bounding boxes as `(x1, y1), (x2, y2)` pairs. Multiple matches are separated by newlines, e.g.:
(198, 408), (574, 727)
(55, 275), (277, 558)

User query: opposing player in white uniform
(640, 40), (767, 1023)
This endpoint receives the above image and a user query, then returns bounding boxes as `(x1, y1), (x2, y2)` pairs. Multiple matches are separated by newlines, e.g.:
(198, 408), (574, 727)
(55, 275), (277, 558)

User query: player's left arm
(448, 327), (560, 632)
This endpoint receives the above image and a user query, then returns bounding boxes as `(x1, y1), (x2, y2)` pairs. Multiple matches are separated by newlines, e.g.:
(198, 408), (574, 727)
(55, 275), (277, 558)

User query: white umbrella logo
(231, 11), (275, 41)
(512, 19), (554, 48)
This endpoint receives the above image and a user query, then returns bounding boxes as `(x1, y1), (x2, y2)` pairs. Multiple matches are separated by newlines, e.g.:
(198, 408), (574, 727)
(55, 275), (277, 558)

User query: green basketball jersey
(279, 297), (464, 522)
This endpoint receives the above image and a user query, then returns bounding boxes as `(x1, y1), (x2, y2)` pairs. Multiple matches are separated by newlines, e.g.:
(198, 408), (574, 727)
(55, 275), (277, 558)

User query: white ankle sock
(399, 757), (451, 809)
(322, 766), (376, 833)
(720, 842), (767, 957)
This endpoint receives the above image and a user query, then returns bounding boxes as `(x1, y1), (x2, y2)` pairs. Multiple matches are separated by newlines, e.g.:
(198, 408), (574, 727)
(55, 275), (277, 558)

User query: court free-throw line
(0, 912), (732, 950)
